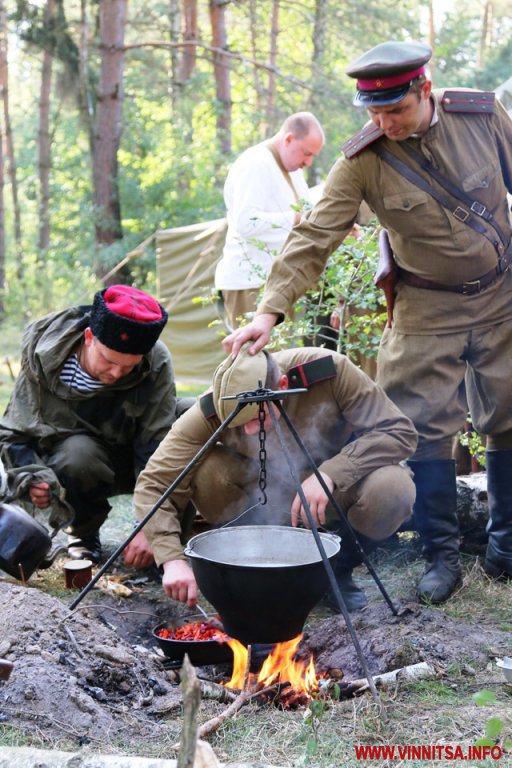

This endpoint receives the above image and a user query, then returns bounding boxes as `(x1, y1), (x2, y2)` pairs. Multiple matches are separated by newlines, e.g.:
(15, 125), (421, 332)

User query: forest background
(0, 0), (511, 337)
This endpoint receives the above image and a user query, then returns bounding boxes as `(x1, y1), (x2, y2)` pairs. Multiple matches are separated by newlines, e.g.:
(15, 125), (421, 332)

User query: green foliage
(472, 688), (512, 757)
(271, 225), (386, 364)
(458, 418), (486, 469)
(4, 0), (512, 330)
(300, 684), (341, 762)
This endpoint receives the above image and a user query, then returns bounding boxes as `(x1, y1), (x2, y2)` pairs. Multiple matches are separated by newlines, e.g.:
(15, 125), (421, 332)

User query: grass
(2, 504), (512, 766)
(2, 325), (512, 766)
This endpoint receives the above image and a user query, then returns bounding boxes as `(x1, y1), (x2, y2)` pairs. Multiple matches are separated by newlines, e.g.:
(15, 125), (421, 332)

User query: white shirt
(214, 141), (311, 290)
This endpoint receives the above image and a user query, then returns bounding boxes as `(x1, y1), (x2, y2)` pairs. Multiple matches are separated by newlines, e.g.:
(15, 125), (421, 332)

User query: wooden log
(177, 655), (201, 768)
(350, 661), (438, 692)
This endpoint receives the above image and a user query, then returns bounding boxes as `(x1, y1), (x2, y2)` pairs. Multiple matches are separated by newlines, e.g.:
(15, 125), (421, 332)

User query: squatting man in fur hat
(0, 285), (190, 566)
(133, 345), (417, 612)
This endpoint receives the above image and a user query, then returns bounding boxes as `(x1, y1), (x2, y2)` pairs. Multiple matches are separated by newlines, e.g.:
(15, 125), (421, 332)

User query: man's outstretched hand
(222, 313), (279, 358)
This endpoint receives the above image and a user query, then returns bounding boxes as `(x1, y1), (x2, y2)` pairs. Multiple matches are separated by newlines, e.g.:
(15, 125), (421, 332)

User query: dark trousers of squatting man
(377, 321), (512, 603)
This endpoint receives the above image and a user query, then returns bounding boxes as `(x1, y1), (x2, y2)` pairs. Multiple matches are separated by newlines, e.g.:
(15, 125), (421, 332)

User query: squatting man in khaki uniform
(134, 345), (417, 612)
(225, 41), (512, 604)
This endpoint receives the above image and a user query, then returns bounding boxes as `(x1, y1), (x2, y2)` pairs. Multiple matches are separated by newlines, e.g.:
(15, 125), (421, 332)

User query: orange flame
(225, 635), (319, 696)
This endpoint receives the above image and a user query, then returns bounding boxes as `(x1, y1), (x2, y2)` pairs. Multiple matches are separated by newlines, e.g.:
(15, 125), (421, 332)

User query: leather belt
(398, 265), (500, 295)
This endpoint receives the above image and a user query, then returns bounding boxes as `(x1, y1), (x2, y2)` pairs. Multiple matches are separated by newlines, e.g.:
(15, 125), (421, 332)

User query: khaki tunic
(259, 93), (512, 332)
(256, 92), (512, 453)
(134, 348), (417, 565)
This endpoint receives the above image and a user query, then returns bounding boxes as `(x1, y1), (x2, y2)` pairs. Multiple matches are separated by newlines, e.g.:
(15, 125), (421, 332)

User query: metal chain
(258, 400), (267, 504)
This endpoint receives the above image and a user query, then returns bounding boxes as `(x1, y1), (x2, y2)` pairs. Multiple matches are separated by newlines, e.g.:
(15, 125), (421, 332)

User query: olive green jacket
(258, 91), (512, 335)
(134, 348), (417, 565)
(0, 306), (177, 526)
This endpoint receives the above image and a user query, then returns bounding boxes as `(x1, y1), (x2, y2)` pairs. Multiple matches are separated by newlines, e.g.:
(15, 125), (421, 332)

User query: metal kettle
(0, 501), (66, 581)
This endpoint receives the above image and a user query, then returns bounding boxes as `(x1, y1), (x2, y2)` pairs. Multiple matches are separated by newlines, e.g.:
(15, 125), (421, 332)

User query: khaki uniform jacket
(134, 348), (417, 565)
(258, 91), (512, 335)
(0, 306), (177, 478)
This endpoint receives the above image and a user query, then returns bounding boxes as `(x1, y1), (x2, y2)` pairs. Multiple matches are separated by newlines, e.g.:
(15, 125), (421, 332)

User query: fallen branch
(197, 684), (263, 740)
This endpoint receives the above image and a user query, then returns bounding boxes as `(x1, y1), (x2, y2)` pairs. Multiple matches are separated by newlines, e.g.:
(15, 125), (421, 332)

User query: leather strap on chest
(287, 355), (337, 389)
(199, 392), (216, 420)
(371, 142), (511, 268)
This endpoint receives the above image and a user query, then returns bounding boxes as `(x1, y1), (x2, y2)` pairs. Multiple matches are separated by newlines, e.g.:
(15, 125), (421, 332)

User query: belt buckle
(462, 279), (481, 295)
(470, 201), (487, 217)
(453, 206), (469, 222)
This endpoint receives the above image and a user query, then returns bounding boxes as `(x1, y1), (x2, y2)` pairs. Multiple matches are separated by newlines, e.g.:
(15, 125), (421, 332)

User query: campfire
(224, 635), (326, 708)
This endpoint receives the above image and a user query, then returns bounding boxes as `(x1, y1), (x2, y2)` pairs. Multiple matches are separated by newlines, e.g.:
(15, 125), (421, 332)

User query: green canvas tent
(156, 218), (228, 385)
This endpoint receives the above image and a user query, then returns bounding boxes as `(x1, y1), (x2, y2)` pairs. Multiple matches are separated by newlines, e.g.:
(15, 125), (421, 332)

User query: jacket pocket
(462, 161), (499, 193)
(382, 190), (427, 213)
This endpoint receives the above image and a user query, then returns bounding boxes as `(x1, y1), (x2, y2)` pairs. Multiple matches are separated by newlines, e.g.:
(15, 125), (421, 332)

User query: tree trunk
(426, 0), (435, 79)
(180, 0), (197, 83)
(306, 0), (327, 184)
(265, 0), (280, 131)
(92, 0), (126, 263)
(168, 0), (181, 111)
(78, 0), (95, 154)
(0, 0), (22, 277)
(477, 1), (494, 69)
(248, 0), (263, 120)
(209, 0), (231, 156)
(37, 0), (56, 256)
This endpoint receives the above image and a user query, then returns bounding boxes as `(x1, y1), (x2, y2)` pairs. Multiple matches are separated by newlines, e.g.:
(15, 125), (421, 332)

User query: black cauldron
(184, 525), (340, 645)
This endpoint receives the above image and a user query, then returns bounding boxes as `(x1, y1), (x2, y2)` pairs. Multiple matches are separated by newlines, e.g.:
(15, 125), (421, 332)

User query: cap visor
(353, 84), (410, 107)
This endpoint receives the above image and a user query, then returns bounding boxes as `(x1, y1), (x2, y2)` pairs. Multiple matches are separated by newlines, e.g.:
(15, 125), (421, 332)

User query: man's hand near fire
(290, 471), (334, 529)
(123, 530), (154, 569)
(162, 559), (198, 607)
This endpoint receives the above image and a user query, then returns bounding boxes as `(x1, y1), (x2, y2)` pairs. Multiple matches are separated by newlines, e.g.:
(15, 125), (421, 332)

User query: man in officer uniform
(223, 40), (512, 604)
(133, 345), (417, 611)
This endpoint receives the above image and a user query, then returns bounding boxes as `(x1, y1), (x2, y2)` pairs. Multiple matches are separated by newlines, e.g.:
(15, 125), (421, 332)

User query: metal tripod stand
(70, 383), (398, 718)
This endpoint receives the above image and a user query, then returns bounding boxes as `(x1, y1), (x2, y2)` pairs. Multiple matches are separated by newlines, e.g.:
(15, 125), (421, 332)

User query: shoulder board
(441, 90), (495, 114)
(199, 392), (217, 420)
(341, 123), (384, 159)
(287, 355), (337, 389)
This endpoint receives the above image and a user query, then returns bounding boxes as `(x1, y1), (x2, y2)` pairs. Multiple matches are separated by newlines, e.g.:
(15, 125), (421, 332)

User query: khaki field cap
(212, 344), (268, 427)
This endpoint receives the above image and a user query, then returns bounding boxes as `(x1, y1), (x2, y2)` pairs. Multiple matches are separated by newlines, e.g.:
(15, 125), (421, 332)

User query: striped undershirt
(60, 353), (105, 392)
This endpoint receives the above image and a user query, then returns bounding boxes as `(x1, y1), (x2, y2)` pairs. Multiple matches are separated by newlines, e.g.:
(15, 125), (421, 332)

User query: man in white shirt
(215, 112), (324, 330)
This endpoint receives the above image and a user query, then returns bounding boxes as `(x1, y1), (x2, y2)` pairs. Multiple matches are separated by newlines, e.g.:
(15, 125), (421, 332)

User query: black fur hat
(89, 285), (168, 355)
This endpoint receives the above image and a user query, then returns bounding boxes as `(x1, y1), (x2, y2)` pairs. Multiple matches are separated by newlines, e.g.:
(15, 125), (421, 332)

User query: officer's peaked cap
(346, 41), (432, 107)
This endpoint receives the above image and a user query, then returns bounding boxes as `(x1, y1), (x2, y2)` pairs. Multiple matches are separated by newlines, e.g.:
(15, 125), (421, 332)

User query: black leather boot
(408, 459), (461, 604)
(484, 450), (512, 579)
(326, 532), (377, 613)
(67, 532), (102, 564)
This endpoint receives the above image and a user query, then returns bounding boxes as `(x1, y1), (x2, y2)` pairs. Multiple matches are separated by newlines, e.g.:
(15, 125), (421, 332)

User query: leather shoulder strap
(287, 355), (337, 389)
(199, 392), (217, 420)
(341, 123), (384, 159)
(440, 90), (495, 114)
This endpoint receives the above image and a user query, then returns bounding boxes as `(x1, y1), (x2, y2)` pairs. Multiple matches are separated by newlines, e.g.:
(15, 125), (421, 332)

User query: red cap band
(357, 65), (425, 92)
